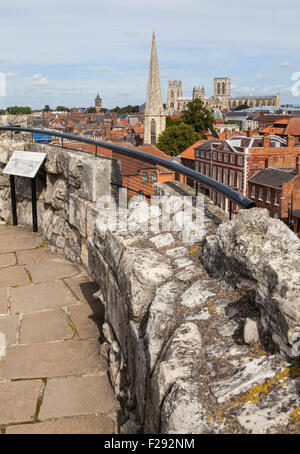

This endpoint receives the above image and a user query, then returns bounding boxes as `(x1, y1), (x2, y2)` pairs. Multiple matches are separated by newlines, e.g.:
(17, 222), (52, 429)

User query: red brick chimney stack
(265, 158), (269, 168)
(263, 133), (270, 148)
(287, 134), (295, 148)
(247, 128), (252, 137)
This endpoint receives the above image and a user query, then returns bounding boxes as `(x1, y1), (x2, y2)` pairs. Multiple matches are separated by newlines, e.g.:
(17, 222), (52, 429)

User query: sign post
(3, 151), (46, 232)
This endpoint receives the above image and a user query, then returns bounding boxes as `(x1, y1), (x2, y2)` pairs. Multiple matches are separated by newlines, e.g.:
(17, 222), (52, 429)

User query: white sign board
(3, 151), (46, 178)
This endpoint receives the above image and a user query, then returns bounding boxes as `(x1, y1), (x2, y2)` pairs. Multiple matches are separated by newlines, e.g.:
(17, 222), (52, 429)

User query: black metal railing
(0, 126), (256, 216)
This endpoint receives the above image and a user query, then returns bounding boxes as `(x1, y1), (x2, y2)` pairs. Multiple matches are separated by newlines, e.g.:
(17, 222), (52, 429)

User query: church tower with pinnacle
(144, 31), (166, 145)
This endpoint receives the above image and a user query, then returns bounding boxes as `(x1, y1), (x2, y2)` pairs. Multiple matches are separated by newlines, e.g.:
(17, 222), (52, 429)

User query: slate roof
(248, 168), (296, 189)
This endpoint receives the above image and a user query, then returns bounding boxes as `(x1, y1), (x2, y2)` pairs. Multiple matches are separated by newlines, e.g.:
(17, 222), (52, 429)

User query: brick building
(189, 133), (300, 213)
(248, 163), (300, 226)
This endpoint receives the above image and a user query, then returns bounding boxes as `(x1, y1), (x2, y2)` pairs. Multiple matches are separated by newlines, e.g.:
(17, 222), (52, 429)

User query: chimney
(287, 134), (295, 148)
(247, 127), (252, 137)
(297, 156), (300, 175)
(265, 158), (269, 168)
(263, 133), (270, 148)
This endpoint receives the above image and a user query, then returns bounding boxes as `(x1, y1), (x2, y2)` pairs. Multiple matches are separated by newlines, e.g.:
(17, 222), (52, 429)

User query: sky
(0, 0), (299, 110)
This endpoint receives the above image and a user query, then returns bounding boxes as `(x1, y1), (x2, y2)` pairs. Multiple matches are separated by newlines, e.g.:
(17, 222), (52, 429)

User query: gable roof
(249, 168), (296, 189)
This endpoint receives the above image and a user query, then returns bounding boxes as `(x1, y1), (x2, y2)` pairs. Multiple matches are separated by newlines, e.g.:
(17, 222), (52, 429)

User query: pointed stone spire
(145, 31), (164, 116)
(144, 31), (166, 144)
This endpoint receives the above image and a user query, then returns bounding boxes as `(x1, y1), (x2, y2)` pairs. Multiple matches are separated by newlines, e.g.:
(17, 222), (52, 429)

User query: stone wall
(1, 136), (300, 434)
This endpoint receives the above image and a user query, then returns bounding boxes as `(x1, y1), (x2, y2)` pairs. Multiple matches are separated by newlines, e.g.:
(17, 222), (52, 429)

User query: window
(218, 153), (222, 161)
(213, 152), (217, 160)
(237, 173), (242, 191)
(238, 156), (243, 165)
(201, 151), (205, 158)
(224, 154), (228, 162)
(206, 152), (210, 159)
(230, 171), (234, 187)
(206, 164), (210, 176)
(275, 192), (279, 206)
(267, 189), (271, 203)
(218, 168), (222, 182)
(151, 119), (156, 145)
(142, 172), (148, 183)
(213, 166), (217, 180)
(151, 171), (157, 183)
(223, 169), (228, 185)
(258, 187), (263, 201)
(274, 212), (279, 219)
(200, 163), (204, 174)
(251, 185), (256, 199)
(230, 155), (235, 165)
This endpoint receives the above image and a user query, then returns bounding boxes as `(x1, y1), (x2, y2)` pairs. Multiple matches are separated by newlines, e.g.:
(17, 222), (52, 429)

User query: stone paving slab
(0, 288), (7, 314)
(0, 253), (16, 268)
(10, 281), (79, 314)
(0, 314), (19, 345)
(0, 339), (105, 380)
(0, 234), (42, 253)
(64, 275), (99, 304)
(0, 379), (42, 424)
(26, 261), (80, 283)
(69, 302), (104, 339)
(0, 226), (116, 434)
(16, 248), (54, 265)
(20, 310), (74, 344)
(6, 415), (115, 434)
(39, 374), (116, 420)
(0, 266), (30, 288)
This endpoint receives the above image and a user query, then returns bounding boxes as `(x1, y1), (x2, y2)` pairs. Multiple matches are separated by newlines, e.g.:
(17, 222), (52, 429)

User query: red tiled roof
(181, 140), (206, 160)
(284, 118), (300, 135)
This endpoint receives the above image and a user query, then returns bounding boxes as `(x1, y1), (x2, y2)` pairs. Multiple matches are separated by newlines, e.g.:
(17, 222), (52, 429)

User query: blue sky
(0, 0), (299, 109)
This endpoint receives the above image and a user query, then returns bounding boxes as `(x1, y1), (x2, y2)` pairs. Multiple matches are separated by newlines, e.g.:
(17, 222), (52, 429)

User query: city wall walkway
(0, 225), (118, 434)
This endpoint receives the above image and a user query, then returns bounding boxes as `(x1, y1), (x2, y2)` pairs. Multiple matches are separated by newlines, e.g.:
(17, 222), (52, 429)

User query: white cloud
(279, 62), (293, 68)
(32, 74), (49, 86)
(5, 72), (18, 78)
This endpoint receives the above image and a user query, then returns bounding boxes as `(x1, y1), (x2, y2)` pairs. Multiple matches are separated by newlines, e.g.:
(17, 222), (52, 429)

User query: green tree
(87, 107), (97, 113)
(55, 105), (70, 112)
(182, 99), (216, 137)
(166, 116), (182, 127)
(6, 106), (32, 114)
(0, 109), (5, 114)
(43, 105), (51, 112)
(157, 123), (200, 156)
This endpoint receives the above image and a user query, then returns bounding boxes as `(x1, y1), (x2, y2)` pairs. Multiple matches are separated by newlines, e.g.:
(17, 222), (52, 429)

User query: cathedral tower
(144, 31), (166, 145)
(167, 80), (182, 111)
(214, 77), (231, 103)
(95, 94), (102, 112)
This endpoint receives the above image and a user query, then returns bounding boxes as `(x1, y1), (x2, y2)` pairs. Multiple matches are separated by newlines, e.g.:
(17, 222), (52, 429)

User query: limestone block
(86, 204), (101, 238)
(244, 318), (259, 345)
(118, 247), (173, 320)
(146, 281), (182, 371)
(69, 194), (88, 237)
(161, 381), (213, 434)
(79, 158), (121, 203)
(152, 323), (202, 407)
(44, 174), (67, 210)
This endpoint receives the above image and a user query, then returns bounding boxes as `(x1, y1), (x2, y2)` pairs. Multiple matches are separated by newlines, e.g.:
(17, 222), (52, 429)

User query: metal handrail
(0, 126), (256, 210)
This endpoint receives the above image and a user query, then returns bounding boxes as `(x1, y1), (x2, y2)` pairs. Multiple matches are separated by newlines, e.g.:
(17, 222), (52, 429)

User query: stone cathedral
(167, 77), (281, 112)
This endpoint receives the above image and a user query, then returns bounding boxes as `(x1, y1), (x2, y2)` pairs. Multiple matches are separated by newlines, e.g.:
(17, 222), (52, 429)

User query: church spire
(145, 31), (164, 116)
(143, 31), (166, 145)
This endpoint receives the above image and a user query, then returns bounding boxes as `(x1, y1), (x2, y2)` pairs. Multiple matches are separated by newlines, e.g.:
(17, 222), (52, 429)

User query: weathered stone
(0, 265), (30, 287)
(0, 288), (7, 314)
(0, 314), (19, 346)
(16, 248), (53, 265)
(211, 355), (286, 404)
(64, 275), (99, 304)
(79, 158), (118, 202)
(39, 374), (116, 420)
(152, 323), (202, 406)
(69, 302), (104, 339)
(146, 281), (182, 371)
(69, 194), (88, 237)
(181, 280), (215, 308)
(25, 260), (80, 283)
(244, 318), (259, 345)
(149, 233), (175, 248)
(161, 381), (213, 434)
